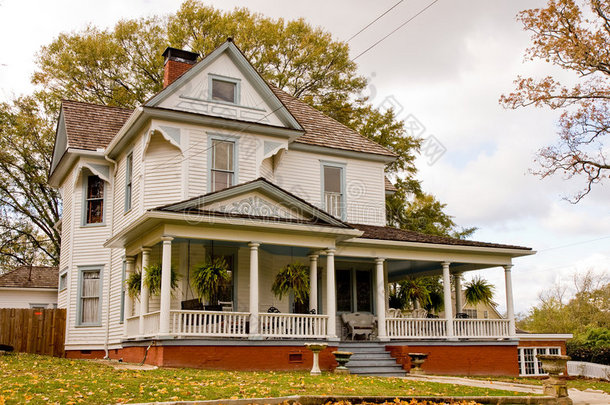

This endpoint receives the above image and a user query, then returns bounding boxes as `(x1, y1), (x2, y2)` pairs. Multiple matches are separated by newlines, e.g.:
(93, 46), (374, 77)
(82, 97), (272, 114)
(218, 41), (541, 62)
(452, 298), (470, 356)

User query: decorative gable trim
(145, 40), (302, 131)
(156, 177), (350, 228)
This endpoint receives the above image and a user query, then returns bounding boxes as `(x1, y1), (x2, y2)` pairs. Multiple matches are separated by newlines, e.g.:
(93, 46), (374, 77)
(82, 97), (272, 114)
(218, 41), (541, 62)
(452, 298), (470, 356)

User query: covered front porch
(117, 226), (524, 343)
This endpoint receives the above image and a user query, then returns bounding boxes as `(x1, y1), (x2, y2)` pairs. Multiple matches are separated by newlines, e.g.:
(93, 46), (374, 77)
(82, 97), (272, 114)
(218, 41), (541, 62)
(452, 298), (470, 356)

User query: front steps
(338, 341), (405, 377)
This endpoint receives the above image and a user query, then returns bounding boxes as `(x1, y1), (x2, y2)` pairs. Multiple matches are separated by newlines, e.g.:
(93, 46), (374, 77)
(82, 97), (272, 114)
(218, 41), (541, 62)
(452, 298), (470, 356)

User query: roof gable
(146, 40), (301, 131)
(155, 177), (351, 228)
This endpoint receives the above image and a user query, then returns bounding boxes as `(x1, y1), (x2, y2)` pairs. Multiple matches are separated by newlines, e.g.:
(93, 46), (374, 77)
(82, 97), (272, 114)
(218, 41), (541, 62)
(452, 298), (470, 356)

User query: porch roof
(350, 223), (532, 251)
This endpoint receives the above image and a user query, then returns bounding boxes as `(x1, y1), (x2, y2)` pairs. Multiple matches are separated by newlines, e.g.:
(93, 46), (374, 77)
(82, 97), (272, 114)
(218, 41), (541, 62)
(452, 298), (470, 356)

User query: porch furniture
(341, 313), (376, 340)
(267, 306), (281, 313)
(219, 301), (233, 312)
(387, 308), (403, 318)
(304, 343), (327, 375)
(456, 312), (469, 318)
(406, 308), (428, 318)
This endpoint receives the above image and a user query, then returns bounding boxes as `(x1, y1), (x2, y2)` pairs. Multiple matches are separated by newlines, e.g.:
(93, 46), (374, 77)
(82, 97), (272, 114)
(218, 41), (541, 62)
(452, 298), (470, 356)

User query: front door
(336, 268), (372, 313)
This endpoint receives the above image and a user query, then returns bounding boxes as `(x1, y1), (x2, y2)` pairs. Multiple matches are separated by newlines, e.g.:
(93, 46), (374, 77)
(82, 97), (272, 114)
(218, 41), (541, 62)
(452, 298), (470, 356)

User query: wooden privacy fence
(0, 308), (66, 357)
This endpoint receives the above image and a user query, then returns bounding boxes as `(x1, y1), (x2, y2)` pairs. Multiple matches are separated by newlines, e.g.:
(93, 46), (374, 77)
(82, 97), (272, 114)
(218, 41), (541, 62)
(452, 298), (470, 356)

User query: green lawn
(468, 375), (610, 394)
(0, 353), (528, 404)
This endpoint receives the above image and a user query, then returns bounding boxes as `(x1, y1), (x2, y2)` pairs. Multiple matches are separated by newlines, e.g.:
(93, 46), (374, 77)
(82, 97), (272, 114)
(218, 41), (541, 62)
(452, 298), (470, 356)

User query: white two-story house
(49, 40), (568, 375)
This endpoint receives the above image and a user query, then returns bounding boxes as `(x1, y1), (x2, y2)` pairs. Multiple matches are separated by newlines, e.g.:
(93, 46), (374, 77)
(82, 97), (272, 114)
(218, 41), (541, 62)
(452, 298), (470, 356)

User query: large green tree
(0, 1), (473, 268)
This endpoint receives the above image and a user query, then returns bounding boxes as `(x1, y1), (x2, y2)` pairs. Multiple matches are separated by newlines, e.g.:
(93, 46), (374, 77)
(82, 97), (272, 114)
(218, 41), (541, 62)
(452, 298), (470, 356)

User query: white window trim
(320, 160), (347, 221)
(81, 174), (106, 227)
(518, 346), (562, 376)
(207, 133), (240, 193)
(124, 151), (133, 213)
(29, 303), (49, 309)
(58, 267), (68, 292)
(76, 265), (104, 327)
(208, 74), (241, 106)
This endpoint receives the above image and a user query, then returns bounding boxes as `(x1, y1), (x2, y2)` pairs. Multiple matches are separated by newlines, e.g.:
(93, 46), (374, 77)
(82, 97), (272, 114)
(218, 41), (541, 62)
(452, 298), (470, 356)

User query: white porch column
(308, 254), (318, 313)
(139, 247), (151, 336)
(325, 248), (337, 340)
(159, 236), (173, 335)
(123, 256), (135, 336)
(454, 272), (463, 315)
(442, 261), (454, 339)
(248, 242), (260, 338)
(504, 264), (516, 336)
(375, 258), (388, 341)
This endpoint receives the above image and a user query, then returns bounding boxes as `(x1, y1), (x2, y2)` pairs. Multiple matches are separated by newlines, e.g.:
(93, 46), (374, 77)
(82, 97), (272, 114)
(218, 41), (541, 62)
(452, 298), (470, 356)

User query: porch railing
(125, 315), (140, 337)
(142, 311), (160, 336)
(453, 319), (510, 338)
(259, 313), (328, 338)
(386, 317), (447, 338)
(170, 310), (250, 337)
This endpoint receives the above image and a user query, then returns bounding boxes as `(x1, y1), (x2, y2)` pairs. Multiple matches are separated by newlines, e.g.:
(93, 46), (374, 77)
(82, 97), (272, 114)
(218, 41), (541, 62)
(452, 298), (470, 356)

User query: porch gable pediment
(155, 177), (349, 228)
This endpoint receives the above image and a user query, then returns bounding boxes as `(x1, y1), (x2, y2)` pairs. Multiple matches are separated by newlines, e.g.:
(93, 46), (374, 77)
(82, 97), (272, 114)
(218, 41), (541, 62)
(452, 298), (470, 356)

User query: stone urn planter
(537, 354), (571, 398)
(304, 343), (328, 376)
(407, 352), (428, 375)
(332, 351), (353, 374)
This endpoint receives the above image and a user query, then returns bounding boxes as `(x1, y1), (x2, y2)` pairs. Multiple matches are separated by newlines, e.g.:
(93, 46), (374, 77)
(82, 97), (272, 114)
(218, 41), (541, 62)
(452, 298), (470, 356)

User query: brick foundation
(66, 344), (339, 371)
(386, 343), (520, 376)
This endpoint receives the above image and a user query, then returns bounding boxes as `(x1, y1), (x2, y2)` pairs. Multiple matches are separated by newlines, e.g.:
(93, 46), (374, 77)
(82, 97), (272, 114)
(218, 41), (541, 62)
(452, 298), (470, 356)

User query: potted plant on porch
(125, 264), (179, 298)
(271, 262), (309, 308)
(191, 256), (230, 307)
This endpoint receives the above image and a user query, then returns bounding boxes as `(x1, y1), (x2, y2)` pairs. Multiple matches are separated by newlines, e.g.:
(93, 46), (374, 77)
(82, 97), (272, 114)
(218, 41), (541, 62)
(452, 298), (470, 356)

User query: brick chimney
(162, 47), (199, 88)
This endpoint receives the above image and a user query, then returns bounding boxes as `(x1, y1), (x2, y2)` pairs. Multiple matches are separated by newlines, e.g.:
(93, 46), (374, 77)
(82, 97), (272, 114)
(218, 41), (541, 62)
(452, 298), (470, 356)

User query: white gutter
(341, 237), (536, 257)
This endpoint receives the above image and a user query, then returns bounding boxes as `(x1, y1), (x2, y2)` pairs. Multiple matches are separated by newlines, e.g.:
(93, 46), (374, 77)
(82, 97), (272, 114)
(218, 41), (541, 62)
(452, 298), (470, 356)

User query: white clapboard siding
(144, 132), (182, 210)
(66, 159), (114, 347)
(275, 149), (386, 226)
(112, 135), (144, 235)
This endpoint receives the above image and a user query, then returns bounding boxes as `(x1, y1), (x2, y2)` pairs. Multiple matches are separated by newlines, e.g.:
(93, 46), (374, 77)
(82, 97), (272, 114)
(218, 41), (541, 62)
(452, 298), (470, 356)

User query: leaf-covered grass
(467, 375), (610, 394)
(0, 353), (528, 404)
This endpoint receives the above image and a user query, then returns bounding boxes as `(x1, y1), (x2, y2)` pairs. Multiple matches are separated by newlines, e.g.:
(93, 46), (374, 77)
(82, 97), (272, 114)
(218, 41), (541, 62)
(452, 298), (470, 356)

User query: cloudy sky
(1, 0), (608, 315)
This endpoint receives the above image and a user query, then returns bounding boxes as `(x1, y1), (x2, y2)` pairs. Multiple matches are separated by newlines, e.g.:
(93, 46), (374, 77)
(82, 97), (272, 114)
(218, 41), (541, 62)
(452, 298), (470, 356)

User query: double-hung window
(211, 139), (235, 192)
(78, 268), (102, 325)
(322, 164), (345, 219)
(85, 175), (104, 224)
(124, 152), (133, 212)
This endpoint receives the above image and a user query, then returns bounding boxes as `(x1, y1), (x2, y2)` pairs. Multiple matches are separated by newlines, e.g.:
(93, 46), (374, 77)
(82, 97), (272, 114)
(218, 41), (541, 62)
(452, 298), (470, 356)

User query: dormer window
(209, 75), (240, 105)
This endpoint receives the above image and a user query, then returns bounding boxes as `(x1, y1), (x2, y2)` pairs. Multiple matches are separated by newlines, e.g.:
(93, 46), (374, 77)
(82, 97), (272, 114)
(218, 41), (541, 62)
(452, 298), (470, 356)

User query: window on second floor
(125, 152), (133, 212)
(211, 139), (235, 192)
(58, 269), (68, 291)
(85, 175), (104, 224)
(322, 164), (345, 219)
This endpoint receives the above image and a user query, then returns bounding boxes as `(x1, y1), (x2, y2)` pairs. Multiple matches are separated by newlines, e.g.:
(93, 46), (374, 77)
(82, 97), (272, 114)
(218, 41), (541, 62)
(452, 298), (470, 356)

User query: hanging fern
(144, 263), (179, 296)
(464, 276), (496, 307)
(191, 257), (230, 305)
(272, 263), (309, 304)
(126, 271), (142, 299)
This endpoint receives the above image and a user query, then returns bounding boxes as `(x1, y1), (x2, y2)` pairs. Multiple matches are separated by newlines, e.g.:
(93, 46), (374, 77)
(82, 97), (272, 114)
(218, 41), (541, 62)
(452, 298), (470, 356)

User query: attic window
(211, 78), (237, 103)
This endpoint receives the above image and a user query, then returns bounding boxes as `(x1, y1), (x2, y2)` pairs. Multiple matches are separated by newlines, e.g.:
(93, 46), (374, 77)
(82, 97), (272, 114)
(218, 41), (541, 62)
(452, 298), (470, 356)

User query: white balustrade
(125, 315), (140, 337)
(386, 317), (447, 339)
(170, 310), (250, 337)
(259, 313), (328, 338)
(142, 311), (160, 336)
(452, 319), (511, 338)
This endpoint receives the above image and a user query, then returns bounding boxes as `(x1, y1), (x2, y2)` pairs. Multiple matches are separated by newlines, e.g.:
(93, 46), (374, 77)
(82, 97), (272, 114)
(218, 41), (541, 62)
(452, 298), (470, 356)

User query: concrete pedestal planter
(537, 354), (571, 399)
(332, 351), (353, 374)
(407, 353), (428, 375)
(304, 343), (328, 376)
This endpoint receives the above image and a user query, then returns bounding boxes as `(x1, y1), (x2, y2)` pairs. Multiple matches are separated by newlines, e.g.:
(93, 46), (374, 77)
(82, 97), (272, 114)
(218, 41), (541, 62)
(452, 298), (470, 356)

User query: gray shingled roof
(0, 266), (59, 289)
